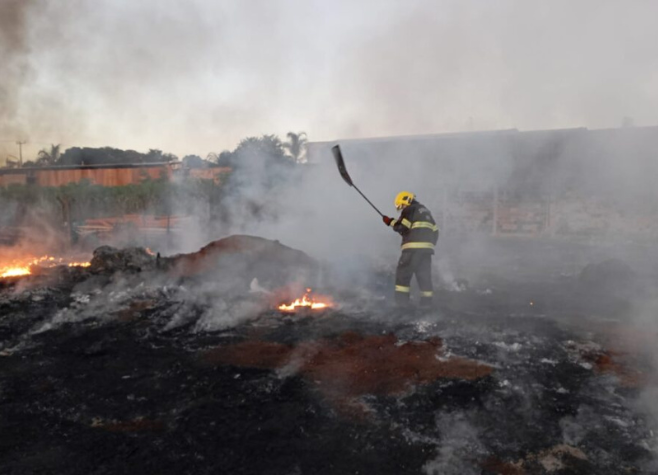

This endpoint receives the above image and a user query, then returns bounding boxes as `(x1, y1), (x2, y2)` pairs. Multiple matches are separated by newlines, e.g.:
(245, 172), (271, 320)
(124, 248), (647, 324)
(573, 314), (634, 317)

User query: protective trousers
(395, 250), (433, 307)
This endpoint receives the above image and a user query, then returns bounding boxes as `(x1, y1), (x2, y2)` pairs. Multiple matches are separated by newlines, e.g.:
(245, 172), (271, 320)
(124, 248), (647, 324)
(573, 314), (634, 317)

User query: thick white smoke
(2, 0), (658, 161)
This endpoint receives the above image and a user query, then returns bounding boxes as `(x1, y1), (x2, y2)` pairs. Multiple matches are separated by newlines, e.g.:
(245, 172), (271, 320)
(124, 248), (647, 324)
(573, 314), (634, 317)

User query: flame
(0, 255), (90, 279)
(278, 288), (331, 313)
(68, 262), (91, 268)
(1, 266), (32, 278)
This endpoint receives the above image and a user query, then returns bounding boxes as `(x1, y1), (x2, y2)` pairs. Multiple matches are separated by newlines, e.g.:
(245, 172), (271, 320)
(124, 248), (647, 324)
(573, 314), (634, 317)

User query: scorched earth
(0, 235), (657, 474)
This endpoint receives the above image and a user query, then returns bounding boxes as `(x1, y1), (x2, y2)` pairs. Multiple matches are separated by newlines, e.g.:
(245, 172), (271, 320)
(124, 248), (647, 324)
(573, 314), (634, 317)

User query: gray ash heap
(1, 235), (657, 474)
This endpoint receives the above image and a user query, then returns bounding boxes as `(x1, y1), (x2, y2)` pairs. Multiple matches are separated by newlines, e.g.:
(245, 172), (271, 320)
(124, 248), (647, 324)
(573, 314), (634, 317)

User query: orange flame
(68, 262), (91, 268)
(278, 288), (331, 313)
(0, 255), (90, 279)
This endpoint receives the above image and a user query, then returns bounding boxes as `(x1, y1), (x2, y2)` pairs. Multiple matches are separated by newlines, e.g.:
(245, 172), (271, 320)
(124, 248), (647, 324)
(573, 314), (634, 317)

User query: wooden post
(57, 195), (75, 247)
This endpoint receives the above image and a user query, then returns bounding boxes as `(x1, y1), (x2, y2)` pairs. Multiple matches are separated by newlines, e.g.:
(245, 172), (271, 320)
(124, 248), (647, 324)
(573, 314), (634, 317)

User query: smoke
(28, 268), (269, 340)
(1, 0), (657, 162)
(423, 412), (484, 475)
(0, 0), (35, 143)
(2, 0), (657, 396)
(332, 1), (658, 137)
(627, 297), (658, 450)
(2, 2), (657, 278)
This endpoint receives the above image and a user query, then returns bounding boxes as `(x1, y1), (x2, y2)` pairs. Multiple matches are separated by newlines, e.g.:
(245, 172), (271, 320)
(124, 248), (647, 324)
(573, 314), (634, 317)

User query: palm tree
(283, 132), (307, 163)
(36, 144), (62, 165)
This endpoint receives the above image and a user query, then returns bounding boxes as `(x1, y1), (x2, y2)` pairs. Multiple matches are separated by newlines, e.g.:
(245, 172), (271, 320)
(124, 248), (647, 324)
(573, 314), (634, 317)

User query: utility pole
(16, 141), (26, 166)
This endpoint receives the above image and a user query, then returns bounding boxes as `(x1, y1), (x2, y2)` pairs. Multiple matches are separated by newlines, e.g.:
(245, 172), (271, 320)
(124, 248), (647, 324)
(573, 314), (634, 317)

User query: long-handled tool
(331, 144), (384, 217)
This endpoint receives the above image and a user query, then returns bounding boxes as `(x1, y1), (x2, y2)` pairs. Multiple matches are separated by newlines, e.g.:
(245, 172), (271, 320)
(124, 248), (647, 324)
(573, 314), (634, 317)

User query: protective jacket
(389, 200), (439, 252)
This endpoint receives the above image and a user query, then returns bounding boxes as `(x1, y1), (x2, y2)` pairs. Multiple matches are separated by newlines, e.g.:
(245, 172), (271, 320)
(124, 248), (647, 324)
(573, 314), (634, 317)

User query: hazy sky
(1, 0), (657, 160)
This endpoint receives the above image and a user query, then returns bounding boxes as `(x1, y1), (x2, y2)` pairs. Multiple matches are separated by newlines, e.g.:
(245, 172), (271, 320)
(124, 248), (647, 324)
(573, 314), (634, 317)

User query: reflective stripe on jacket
(389, 200), (439, 251)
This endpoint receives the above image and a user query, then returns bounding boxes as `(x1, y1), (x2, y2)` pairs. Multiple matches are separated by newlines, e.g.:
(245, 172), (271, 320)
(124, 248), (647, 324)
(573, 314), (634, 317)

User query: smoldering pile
(1, 235), (321, 341)
(0, 236), (657, 474)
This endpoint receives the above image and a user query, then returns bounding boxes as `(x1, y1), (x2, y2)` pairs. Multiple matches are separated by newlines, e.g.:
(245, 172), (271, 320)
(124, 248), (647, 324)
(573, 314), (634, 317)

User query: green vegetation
(36, 144), (62, 165)
(0, 177), (224, 227)
(15, 131), (308, 168)
(283, 132), (308, 163)
(0, 133), (309, 243)
(209, 134), (296, 168)
(20, 146), (179, 168)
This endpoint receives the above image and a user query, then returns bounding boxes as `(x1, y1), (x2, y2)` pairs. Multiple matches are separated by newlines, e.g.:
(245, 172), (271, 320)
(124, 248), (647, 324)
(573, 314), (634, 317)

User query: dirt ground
(1, 236), (657, 474)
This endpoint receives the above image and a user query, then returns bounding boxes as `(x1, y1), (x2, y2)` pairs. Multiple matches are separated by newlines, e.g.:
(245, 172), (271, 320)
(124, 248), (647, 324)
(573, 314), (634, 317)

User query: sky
(1, 0), (657, 161)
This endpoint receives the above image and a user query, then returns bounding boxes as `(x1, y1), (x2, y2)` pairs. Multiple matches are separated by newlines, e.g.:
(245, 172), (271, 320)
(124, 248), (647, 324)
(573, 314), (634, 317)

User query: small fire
(0, 255), (90, 279)
(278, 288), (331, 313)
(68, 262), (91, 268)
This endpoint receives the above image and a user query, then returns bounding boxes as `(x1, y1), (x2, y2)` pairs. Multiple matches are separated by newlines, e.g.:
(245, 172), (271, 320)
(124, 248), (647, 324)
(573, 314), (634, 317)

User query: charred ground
(1, 236), (657, 474)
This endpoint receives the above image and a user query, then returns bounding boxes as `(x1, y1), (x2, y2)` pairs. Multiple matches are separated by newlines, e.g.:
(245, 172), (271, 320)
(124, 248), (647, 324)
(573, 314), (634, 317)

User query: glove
(382, 216), (393, 226)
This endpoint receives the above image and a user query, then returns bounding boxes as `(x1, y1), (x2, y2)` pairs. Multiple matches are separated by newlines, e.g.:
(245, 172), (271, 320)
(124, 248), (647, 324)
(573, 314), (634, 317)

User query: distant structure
(308, 125), (658, 238)
(0, 162), (230, 187)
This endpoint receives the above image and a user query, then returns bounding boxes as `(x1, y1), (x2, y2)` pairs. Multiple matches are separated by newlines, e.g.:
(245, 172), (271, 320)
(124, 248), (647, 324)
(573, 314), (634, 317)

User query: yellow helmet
(394, 191), (415, 210)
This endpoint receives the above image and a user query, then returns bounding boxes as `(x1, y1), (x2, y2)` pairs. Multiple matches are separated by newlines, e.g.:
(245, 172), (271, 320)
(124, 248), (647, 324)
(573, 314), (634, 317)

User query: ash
(1, 236), (657, 475)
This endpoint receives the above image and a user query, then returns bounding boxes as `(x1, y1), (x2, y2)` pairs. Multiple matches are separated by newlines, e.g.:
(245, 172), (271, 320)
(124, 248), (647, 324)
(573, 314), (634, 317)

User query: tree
(182, 154), (209, 168)
(208, 150), (234, 166)
(58, 146), (179, 166)
(283, 131), (307, 163)
(36, 144), (62, 165)
(233, 135), (290, 164)
(146, 149), (177, 163)
(210, 135), (292, 169)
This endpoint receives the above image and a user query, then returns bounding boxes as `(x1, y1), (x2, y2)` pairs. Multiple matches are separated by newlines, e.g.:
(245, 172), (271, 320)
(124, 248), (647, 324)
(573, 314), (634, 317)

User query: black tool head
(331, 144), (353, 186)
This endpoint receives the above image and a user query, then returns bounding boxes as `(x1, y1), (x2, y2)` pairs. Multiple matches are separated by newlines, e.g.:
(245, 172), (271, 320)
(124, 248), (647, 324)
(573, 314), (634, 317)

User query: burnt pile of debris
(89, 245), (157, 273)
(1, 235), (657, 474)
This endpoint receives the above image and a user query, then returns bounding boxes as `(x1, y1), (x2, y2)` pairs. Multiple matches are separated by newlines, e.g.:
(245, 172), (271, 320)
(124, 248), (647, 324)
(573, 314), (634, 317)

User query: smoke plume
(1, 0), (657, 162)
(0, 0), (35, 143)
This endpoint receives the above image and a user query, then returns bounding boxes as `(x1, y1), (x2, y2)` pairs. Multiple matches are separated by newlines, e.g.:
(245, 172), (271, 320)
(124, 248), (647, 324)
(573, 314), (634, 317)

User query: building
(308, 126), (658, 238)
(0, 162), (231, 187)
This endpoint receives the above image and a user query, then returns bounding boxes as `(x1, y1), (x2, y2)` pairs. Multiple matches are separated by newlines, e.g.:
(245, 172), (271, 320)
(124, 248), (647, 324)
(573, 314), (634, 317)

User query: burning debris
(0, 236), (657, 474)
(0, 254), (90, 278)
(88, 245), (155, 274)
(278, 288), (332, 313)
(165, 234), (318, 285)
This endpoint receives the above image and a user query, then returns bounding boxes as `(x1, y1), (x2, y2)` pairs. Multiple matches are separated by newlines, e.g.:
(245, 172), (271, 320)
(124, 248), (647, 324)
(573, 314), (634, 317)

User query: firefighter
(382, 191), (439, 308)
